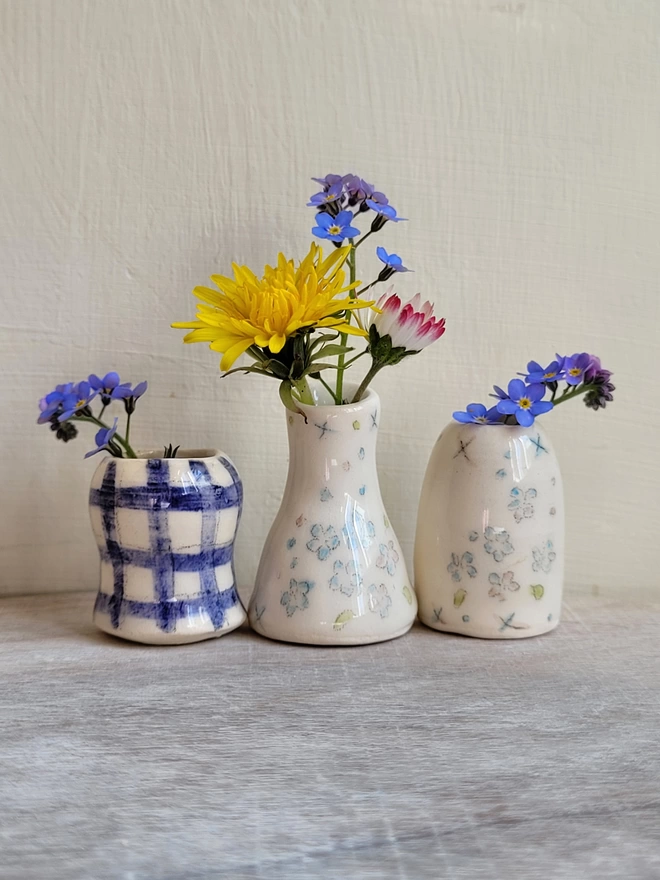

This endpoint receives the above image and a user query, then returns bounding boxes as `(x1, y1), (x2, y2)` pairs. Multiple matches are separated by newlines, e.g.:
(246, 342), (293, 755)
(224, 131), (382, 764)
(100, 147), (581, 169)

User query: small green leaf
(352, 420), (360, 430)
(333, 610), (355, 630)
(402, 585), (413, 605)
(453, 588), (467, 607)
(311, 344), (354, 359)
(530, 584), (545, 600)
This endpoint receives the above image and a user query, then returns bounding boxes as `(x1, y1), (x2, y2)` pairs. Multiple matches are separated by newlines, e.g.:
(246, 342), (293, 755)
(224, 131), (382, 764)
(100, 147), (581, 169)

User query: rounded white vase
(89, 449), (246, 645)
(248, 389), (417, 645)
(414, 421), (564, 639)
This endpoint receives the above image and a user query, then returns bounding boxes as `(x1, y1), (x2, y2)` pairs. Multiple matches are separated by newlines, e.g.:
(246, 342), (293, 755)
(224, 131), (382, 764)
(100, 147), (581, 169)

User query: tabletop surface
(2, 589), (660, 880)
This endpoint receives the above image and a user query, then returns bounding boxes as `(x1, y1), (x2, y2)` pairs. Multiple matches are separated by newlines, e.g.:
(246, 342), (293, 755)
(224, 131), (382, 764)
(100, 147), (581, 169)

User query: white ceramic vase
(248, 389), (417, 645)
(414, 421), (564, 638)
(89, 448), (246, 645)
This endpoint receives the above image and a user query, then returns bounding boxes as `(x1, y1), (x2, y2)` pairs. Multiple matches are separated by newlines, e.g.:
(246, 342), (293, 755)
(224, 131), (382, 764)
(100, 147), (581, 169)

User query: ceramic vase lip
(104, 447), (223, 463)
(293, 386), (378, 419)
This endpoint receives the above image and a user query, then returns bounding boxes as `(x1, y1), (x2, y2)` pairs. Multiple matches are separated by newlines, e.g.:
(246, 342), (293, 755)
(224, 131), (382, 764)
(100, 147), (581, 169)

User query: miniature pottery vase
(414, 421), (564, 638)
(248, 388), (417, 645)
(89, 449), (246, 645)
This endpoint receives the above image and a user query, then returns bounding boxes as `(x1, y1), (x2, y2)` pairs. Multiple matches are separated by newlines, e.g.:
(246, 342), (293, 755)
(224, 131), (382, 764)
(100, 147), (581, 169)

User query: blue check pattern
(91, 456), (243, 633)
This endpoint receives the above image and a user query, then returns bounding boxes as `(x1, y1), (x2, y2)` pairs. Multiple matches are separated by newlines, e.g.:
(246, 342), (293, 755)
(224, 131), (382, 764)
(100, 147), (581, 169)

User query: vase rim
(101, 448), (223, 462)
(294, 386), (379, 415)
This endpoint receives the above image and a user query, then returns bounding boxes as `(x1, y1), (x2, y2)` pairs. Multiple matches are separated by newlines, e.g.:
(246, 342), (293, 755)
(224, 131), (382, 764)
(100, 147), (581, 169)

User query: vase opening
(132, 448), (220, 461)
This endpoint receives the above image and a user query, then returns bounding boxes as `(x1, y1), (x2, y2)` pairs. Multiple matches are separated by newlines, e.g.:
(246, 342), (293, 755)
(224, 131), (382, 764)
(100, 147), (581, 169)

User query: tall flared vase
(414, 422), (564, 639)
(248, 389), (417, 645)
(90, 448), (246, 645)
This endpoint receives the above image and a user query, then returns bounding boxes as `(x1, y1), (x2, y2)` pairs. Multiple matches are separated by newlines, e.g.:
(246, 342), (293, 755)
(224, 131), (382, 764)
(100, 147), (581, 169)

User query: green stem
(292, 377), (315, 405)
(336, 239), (356, 404)
(353, 229), (374, 250)
(551, 384), (592, 407)
(318, 375), (340, 404)
(354, 278), (380, 298)
(351, 361), (384, 404)
(77, 415), (138, 458)
(124, 411), (133, 451)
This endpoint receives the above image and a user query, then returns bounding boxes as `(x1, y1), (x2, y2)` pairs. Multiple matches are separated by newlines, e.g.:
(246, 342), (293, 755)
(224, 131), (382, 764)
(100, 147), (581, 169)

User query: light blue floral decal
(358, 447), (365, 460)
(280, 578), (314, 616)
(320, 487), (333, 502)
(306, 524), (340, 560)
(343, 514), (376, 550)
(290, 557), (298, 569)
(532, 539), (556, 573)
(329, 559), (363, 596)
(368, 582), (391, 618)
(488, 570), (520, 601)
(496, 468), (507, 480)
(508, 487), (537, 523)
(286, 537), (296, 550)
(376, 540), (400, 576)
(359, 485), (366, 496)
(447, 551), (477, 582)
(484, 527), (514, 562)
(468, 531), (479, 542)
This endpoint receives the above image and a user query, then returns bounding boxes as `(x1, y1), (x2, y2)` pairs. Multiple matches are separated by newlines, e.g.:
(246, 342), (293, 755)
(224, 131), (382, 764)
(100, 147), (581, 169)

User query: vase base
(418, 615), (560, 640)
(93, 604), (247, 646)
(248, 618), (415, 647)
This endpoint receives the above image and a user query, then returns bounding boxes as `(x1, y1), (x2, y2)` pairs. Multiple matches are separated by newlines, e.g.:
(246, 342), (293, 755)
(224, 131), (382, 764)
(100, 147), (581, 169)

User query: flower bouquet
(173, 173), (446, 645)
(415, 352), (615, 639)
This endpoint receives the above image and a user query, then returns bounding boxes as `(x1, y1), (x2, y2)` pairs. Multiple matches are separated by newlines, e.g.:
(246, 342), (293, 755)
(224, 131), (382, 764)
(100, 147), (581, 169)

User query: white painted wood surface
(2, 0), (659, 599)
(2, 590), (659, 879)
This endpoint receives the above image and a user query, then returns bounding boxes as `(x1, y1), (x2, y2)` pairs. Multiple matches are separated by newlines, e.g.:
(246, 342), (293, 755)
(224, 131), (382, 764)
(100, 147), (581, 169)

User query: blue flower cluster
(308, 173), (406, 245)
(37, 371), (148, 458)
(453, 353), (614, 427)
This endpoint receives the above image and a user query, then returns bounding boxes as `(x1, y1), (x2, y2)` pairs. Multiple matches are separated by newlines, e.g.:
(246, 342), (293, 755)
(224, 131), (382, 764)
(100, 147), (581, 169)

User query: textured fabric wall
(2, 0), (658, 598)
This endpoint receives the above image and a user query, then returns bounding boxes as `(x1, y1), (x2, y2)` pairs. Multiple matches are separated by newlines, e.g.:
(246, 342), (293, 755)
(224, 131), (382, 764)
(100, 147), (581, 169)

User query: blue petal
(335, 210), (354, 225)
(315, 213), (333, 228)
(531, 401), (553, 415)
(526, 383), (546, 403)
(466, 403), (487, 417)
(133, 381), (148, 398)
(453, 411), (474, 423)
(507, 378), (526, 400)
(376, 246), (388, 262)
(516, 409), (535, 427)
(343, 225), (361, 238)
(497, 400), (518, 415)
(312, 227), (331, 239)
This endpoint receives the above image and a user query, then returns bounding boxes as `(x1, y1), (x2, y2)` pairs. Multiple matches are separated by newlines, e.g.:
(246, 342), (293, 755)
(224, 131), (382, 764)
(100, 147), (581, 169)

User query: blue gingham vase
(89, 448), (246, 644)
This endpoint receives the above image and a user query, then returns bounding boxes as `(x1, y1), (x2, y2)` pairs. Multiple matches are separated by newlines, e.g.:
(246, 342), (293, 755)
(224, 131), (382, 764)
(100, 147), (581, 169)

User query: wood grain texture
(1, 590), (660, 879)
(1, 0), (660, 598)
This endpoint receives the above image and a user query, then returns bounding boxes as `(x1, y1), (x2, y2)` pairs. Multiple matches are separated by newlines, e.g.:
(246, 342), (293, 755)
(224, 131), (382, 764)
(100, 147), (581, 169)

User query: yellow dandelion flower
(172, 243), (373, 371)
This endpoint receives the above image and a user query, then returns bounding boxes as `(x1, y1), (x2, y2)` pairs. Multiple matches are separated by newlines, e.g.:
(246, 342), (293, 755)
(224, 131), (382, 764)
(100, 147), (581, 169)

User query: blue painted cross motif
(92, 456), (242, 633)
(529, 434), (548, 456)
(314, 420), (335, 439)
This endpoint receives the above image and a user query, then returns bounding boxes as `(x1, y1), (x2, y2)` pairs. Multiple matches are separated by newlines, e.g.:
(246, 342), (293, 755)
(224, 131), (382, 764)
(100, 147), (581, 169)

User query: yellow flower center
(474, 416), (488, 423)
(76, 399), (86, 409)
(544, 371), (556, 379)
(569, 367), (581, 376)
(328, 225), (342, 235)
(518, 397), (532, 409)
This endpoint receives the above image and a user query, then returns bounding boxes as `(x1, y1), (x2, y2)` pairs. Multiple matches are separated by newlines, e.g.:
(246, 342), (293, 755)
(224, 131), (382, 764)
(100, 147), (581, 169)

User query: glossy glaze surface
(249, 390), (417, 645)
(414, 422), (565, 638)
(89, 449), (246, 644)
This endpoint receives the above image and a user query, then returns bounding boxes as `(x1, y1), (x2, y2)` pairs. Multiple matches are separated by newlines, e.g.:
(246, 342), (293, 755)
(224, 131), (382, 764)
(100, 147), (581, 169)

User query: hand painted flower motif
(376, 540), (400, 576)
(453, 403), (502, 425)
(306, 523), (340, 561)
(328, 559), (363, 596)
(508, 487), (538, 523)
(496, 379), (553, 427)
(532, 540), (557, 573)
(484, 527), (514, 562)
(488, 571), (521, 601)
(280, 578), (314, 616)
(447, 551), (477, 582)
(563, 352), (592, 386)
(376, 246), (410, 275)
(173, 243), (370, 371)
(343, 514), (376, 550)
(312, 210), (361, 243)
(523, 359), (565, 384)
(362, 288), (445, 352)
(84, 418), (119, 459)
(367, 583), (392, 618)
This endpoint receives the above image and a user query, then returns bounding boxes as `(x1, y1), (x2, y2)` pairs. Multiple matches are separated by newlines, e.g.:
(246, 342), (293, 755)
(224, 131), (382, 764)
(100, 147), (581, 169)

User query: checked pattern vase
(89, 449), (246, 644)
